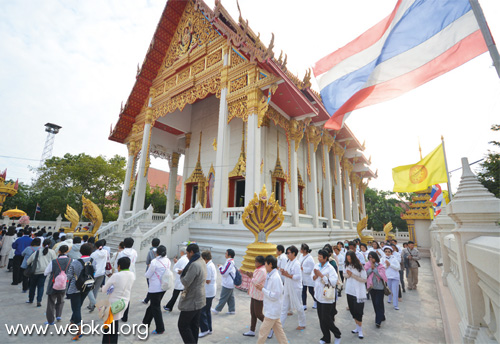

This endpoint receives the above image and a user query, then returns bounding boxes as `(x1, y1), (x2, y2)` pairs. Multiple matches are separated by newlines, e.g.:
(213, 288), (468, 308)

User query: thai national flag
(430, 184), (442, 204)
(36, 203), (41, 213)
(313, 0), (488, 130)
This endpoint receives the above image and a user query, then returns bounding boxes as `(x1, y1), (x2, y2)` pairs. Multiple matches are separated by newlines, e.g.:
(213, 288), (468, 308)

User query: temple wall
(186, 95), (219, 178)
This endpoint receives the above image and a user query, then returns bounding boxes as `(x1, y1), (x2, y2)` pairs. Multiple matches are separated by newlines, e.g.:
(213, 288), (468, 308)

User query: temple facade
(106, 0), (376, 260)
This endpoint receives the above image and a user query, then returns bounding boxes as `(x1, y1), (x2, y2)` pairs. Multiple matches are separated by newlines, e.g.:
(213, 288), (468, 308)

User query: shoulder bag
(24, 249), (40, 277)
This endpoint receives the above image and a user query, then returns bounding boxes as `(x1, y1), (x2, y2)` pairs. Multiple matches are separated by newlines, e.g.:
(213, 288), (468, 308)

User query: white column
(323, 147), (334, 228)
(179, 136), (190, 213)
(352, 177), (360, 223)
(119, 149), (135, 218)
(212, 54), (230, 223)
(343, 165), (353, 228)
(332, 152), (345, 228)
(307, 142), (319, 227)
(245, 113), (261, 206)
(165, 152), (179, 216)
(290, 140), (299, 226)
(132, 108), (153, 213)
(360, 185), (367, 217)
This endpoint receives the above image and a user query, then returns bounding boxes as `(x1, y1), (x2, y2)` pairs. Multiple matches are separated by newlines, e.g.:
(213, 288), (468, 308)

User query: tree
(145, 184), (167, 213)
(29, 153), (126, 222)
(477, 124), (500, 198)
(364, 187), (411, 231)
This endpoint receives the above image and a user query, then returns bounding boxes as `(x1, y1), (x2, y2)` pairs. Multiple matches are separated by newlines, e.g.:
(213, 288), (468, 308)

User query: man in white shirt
(164, 247), (189, 312)
(114, 237), (138, 322)
(349, 241), (366, 265)
(276, 245), (287, 283)
(212, 249), (236, 315)
(255, 255), (288, 344)
(199, 250), (217, 338)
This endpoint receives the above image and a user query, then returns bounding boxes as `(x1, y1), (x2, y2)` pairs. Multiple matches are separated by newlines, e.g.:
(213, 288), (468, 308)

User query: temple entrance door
(235, 179), (245, 207)
(275, 181), (282, 205)
(191, 185), (198, 208)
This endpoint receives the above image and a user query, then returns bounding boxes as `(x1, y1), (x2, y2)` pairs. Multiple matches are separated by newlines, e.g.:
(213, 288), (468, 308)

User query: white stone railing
(152, 213), (167, 222)
(361, 228), (410, 242)
(222, 207), (245, 224)
(429, 158), (500, 344)
(137, 204), (212, 259)
(97, 206), (152, 240)
(283, 211), (292, 225)
(298, 214), (313, 226)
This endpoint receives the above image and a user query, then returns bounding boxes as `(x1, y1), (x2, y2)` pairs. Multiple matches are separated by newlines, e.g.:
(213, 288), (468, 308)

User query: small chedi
(357, 216), (373, 244)
(240, 185), (284, 273)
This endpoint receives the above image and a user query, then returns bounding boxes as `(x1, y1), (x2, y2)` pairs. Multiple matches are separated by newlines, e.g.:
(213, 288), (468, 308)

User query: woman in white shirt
(142, 245), (171, 334)
(299, 243), (316, 310)
(371, 241), (383, 258)
(279, 245), (306, 330)
(345, 251), (367, 339)
(199, 250), (217, 337)
(276, 245), (287, 283)
(381, 246), (401, 310)
(312, 249), (341, 344)
(101, 256), (135, 343)
(87, 240), (110, 312)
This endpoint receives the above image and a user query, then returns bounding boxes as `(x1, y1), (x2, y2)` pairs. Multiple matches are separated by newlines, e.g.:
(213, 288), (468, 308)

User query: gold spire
(185, 131), (206, 184)
(229, 123), (246, 178)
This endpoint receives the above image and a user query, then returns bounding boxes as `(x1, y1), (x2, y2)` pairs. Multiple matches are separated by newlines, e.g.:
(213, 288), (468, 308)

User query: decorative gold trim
(297, 168), (305, 188)
(227, 95), (248, 124)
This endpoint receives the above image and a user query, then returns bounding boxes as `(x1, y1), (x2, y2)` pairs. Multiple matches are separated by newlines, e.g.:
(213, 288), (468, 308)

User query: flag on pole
(36, 204), (41, 213)
(392, 144), (448, 192)
(313, 0), (488, 130)
(430, 184), (442, 203)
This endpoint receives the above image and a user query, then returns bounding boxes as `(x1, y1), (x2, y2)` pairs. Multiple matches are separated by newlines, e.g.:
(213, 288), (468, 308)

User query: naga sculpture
(383, 222), (395, 241)
(61, 205), (80, 233)
(71, 195), (103, 238)
(357, 216), (374, 244)
(240, 185), (284, 273)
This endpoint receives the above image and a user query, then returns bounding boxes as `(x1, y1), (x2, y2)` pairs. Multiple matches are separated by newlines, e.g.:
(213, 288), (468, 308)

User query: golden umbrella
(2, 207), (27, 218)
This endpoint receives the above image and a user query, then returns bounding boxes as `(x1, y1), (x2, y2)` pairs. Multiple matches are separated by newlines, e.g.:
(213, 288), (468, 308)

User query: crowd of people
(0, 223), (422, 344)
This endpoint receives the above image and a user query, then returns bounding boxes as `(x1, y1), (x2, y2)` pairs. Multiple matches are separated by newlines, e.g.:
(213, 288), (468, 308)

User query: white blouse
(299, 253), (315, 287)
(145, 256), (171, 293)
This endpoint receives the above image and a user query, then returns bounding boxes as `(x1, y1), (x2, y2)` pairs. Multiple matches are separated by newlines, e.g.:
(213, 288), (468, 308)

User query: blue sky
(1, 0), (499, 194)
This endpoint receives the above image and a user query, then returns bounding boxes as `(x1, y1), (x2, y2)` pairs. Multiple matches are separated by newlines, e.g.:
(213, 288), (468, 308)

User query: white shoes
(394, 306), (400, 310)
(334, 338), (342, 344)
(312, 302), (317, 309)
(226, 311), (235, 315)
(319, 340), (326, 344)
(243, 331), (255, 337)
(199, 331), (210, 338)
(210, 308), (219, 315)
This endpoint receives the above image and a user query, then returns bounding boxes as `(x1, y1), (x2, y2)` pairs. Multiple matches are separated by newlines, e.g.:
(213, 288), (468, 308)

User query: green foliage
(476, 124), (500, 198)
(4, 153), (127, 222)
(364, 187), (411, 231)
(145, 184), (166, 213)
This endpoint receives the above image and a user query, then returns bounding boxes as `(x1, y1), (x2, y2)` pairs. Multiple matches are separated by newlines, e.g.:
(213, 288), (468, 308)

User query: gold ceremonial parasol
(2, 207), (27, 218)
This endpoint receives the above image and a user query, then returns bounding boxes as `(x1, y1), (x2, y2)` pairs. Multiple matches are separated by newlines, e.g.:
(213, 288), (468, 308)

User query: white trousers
(280, 288), (306, 327)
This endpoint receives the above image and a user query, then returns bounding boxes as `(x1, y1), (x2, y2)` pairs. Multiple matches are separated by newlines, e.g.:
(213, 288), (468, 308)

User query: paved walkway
(0, 258), (445, 343)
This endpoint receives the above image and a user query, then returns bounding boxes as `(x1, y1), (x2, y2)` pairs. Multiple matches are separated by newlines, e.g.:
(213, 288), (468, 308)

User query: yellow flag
(392, 144), (448, 192)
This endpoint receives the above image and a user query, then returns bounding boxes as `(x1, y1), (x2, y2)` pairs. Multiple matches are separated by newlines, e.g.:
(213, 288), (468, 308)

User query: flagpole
(469, 0), (500, 79)
(441, 136), (453, 201)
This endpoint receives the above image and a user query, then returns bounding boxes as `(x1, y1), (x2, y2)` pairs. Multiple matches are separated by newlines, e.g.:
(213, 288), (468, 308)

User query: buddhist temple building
(401, 187), (433, 248)
(106, 0), (376, 262)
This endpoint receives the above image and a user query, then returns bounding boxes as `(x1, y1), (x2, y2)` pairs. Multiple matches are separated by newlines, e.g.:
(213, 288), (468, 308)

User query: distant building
(147, 167), (182, 200)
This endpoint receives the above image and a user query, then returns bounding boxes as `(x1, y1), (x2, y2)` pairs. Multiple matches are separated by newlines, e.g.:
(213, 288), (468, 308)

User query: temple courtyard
(0, 257), (445, 343)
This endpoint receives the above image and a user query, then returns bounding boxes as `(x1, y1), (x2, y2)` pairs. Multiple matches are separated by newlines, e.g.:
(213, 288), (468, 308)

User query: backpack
(229, 263), (242, 287)
(157, 259), (174, 291)
(75, 258), (95, 292)
(53, 258), (71, 291)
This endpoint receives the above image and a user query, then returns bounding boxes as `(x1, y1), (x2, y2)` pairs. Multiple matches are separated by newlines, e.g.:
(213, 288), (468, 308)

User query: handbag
(383, 281), (392, 296)
(24, 250), (40, 277)
(105, 261), (113, 276)
(323, 283), (336, 301)
(110, 299), (126, 314)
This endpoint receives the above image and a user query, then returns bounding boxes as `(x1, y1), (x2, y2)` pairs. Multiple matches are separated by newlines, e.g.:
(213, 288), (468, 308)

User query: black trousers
(121, 304), (130, 322)
(302, 285), (315, 306)
(142, 291), (166, 333)
(102, 319), (119, 344)
(178, 309), (201, 344)
(69, 291), (89, 324)
(164, 289), (181, 310)
(347, 294), (364, 322)
(369, 289), (386, 325)
(12, 255), (23, 285)
(317, 302), (341, 343)
(143, 279), (150, 303)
